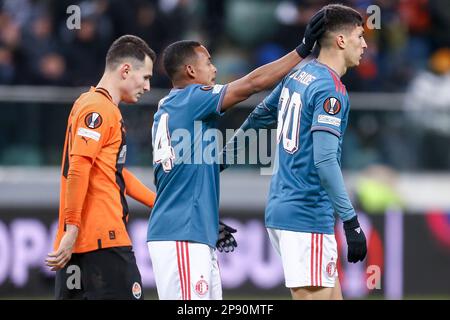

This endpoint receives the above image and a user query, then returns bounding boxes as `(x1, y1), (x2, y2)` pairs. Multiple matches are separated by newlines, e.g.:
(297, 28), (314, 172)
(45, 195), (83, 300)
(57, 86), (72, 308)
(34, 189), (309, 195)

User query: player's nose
(144, 79), (150, 92)
(362, 37), (368, 49)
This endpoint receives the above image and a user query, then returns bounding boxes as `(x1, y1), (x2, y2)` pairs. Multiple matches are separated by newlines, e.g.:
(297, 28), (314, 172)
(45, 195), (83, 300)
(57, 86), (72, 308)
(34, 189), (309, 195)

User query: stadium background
(0, 0), (450, 299)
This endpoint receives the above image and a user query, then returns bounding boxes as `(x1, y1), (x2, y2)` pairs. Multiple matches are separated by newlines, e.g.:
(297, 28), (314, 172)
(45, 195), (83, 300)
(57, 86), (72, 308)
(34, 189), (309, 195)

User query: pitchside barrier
(0, 168), (449, 299)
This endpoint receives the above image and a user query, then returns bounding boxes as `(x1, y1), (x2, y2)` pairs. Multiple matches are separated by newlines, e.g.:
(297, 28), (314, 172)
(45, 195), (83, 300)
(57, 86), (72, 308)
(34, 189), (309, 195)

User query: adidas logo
(355, 227), (361, 234)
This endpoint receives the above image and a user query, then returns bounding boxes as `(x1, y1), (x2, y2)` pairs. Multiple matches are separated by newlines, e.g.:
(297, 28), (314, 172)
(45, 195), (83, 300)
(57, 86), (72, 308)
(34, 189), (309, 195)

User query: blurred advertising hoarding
(0, 208), (448, 299)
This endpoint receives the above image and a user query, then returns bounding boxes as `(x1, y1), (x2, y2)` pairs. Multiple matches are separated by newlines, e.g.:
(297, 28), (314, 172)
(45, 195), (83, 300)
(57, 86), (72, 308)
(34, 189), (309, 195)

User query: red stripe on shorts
(319, 234), (323, 286)
(176, 241), (185, 300)
(310, 233), (315, 286)
(184, 242), (191, 300)
(315, 233), (319, 287)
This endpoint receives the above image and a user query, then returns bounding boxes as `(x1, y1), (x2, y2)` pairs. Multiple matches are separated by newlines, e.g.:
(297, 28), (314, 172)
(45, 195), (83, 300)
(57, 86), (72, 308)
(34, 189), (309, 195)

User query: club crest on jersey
(84, 112), (103, 129)
(194, 276), (209, 297)
(200, 85), (213, 91)
(326, 261), (337, 278)
(323, 97), (341, 115)
(132, 282), (142, 299)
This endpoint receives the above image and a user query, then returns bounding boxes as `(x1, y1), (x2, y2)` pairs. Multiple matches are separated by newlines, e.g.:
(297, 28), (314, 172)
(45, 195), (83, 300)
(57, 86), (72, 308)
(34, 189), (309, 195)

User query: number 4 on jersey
(153, 113), (175, 172)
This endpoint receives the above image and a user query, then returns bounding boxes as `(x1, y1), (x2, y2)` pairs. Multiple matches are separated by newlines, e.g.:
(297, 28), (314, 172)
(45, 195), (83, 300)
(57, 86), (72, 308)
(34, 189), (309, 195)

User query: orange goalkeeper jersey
(54, 87), (132, 253)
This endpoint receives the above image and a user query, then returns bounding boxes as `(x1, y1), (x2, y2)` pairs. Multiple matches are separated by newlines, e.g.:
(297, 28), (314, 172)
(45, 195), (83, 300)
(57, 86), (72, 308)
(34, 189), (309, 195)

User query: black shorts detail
(55, 246), (143, 300)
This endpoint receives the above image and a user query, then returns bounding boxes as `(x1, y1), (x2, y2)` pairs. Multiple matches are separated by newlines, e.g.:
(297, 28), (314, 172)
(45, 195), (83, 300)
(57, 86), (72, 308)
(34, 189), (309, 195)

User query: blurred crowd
(0, 0), (449, 91)
(2, 0), (450, 170)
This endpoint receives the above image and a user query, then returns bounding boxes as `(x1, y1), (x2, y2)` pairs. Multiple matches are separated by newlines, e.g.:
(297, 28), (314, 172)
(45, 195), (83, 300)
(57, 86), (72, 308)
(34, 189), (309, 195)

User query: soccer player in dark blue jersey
(147, 12), (326, 300)
(222, 4), (368, 300)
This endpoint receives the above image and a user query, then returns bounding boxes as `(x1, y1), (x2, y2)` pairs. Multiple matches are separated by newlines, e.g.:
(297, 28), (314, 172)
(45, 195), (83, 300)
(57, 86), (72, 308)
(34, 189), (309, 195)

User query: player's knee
(290, 286), (334, 300)
(290, 286), (314, 300)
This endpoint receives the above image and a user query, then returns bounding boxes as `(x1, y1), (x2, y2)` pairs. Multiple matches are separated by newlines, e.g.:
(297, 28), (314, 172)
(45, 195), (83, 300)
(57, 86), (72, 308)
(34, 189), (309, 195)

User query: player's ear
(185, 64), (196, 79)
(336, 34), (346, 49)
(120, 63), (131, 79)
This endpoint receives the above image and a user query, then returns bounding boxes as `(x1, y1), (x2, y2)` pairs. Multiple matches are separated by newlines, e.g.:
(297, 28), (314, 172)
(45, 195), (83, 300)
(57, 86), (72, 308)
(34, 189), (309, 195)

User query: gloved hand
(343, 216), (367, 263)
(216, 221), (238, 253)
(296, 9), (327, 58)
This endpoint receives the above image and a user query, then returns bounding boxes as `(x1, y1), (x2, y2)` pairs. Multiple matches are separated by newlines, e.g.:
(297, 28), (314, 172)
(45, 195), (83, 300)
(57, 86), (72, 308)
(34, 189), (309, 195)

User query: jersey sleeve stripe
(216, 84), (228, 113)
(311, 125), (341, 138)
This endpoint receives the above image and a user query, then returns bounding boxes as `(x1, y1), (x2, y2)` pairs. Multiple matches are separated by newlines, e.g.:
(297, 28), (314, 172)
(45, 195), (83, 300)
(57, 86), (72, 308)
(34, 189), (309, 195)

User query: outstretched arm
(220, 83), (281, 171)
(220, 9), (325, 111)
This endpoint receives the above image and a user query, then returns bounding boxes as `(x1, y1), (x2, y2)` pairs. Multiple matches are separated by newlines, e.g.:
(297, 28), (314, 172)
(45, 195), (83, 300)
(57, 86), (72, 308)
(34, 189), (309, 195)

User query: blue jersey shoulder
(302, 61), (350, 138)
(182, 84), (228, 120)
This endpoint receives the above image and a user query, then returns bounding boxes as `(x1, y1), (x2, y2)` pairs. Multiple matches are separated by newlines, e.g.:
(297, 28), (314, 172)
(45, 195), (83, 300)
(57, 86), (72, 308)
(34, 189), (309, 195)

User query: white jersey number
(153, 113), (175, 172)
(276, 87), (302, 154)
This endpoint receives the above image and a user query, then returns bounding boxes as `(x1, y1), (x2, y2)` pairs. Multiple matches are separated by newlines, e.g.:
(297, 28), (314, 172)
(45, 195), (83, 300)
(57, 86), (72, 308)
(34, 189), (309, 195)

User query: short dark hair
(106, 35), (156, 69)
(162, 40), (202, 80)
(319, 4), (363, 46)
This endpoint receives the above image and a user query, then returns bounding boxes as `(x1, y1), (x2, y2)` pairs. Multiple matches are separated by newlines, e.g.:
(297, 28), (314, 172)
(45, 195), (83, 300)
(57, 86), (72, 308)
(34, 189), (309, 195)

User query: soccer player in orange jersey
(45, 35), (156, 300)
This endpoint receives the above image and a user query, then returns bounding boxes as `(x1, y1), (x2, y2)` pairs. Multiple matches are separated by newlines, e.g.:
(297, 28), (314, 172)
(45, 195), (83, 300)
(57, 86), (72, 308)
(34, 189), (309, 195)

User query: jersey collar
(94, 86), (114, 103)
(313, 59), (341, 79)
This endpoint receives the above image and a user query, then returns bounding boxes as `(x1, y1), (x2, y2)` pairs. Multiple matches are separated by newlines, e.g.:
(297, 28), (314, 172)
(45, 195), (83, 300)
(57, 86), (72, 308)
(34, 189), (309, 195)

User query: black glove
(343, 216), (367, 263)
(216, 221), (238, 253)
(296, 9), (327, 58)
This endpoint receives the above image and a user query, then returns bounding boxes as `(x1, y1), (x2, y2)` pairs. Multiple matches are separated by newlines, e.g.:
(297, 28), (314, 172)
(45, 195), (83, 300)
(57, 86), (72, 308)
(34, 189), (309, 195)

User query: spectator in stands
(0, 45), (14, 83)
(21, 12), (68, 85)
(403, 47), (450, 169)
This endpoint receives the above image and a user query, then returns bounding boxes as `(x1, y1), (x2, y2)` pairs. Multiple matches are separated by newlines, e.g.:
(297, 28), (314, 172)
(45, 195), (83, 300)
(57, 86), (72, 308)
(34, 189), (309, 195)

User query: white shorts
(267, 228), (339, 288)
(147, 241), (222, 300)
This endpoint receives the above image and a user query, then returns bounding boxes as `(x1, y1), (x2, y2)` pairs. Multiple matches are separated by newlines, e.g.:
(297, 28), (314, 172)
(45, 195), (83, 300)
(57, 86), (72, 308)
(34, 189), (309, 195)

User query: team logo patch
(132, 282), (142, 299)
(194, 276), (209, 297)
(326, 261), (337, 278)
(200, 85), (213, 91)
(323, 97), (341, 115)
(84, 112), (103, 129)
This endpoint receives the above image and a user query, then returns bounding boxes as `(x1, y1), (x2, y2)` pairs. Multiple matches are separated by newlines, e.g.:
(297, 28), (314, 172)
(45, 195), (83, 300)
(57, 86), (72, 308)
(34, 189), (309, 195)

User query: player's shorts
(55, 246), (143, 300)
(267, 228), (339, 288)
(148, 241), (222, 300)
